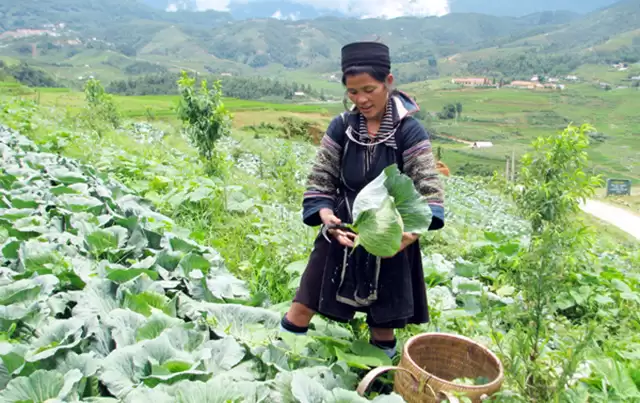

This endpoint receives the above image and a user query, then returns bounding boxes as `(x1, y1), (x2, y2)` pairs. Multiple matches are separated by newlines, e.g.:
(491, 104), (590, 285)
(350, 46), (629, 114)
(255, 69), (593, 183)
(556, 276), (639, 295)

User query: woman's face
(345, 73), (393, 120)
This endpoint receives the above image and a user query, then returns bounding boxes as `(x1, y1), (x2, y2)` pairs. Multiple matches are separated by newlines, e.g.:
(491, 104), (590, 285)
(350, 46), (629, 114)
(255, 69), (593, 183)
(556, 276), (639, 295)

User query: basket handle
(356, 366), (418, 395)
(356, 366), (460, 403)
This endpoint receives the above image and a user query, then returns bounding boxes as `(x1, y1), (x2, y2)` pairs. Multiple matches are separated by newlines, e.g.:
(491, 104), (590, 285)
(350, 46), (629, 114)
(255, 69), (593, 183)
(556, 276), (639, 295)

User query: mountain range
(142, 0), (619, 19)
(143, 0), (343, 19)
(449, 0), (619, 16)
(0, 0), (638, 87)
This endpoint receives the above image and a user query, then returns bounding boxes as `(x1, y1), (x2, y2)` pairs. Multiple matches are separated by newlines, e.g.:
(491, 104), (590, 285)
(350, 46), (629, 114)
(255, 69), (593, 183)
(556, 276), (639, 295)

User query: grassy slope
(1, 0), (637, 90)
(596, 186), (640, 214)
(402, 80), (640, 182)
(258, 67), (345, 97)
(1, 86), (640, 401)
(433, 1), (640, 78)
(572, 63), (640, 84)
(593, 28), (640, 51)
(606, 194), (640, 213)
(4, 77), (640, 185)
(3, 85), (638, 290)
(8, 86), (337, 123)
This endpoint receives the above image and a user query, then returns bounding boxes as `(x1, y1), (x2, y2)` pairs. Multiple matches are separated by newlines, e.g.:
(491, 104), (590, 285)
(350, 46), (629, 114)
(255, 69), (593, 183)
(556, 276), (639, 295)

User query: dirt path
(436, 132), (473, 145)
(581, 199), (640, 240)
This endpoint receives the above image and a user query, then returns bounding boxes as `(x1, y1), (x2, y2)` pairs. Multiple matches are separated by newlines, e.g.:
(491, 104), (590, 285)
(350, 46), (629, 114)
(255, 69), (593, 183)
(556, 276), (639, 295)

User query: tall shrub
(83, 78), (120, 134)
(489, 124), (603, 401)
(176, 71), (231, 171)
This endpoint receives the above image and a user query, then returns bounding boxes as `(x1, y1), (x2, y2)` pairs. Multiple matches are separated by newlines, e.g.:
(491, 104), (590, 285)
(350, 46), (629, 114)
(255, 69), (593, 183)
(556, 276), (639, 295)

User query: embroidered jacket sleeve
(302, 115), (344, 227)
(401, 118), (445, 230)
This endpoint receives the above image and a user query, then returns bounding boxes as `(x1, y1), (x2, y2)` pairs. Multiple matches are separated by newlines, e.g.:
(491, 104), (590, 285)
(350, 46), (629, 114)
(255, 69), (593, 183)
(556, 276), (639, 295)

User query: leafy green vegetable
(350, 164), (433, 257)
(2, 89), (638, 403)
(0, 125), (408, 401)
(352, 196), (403, 257)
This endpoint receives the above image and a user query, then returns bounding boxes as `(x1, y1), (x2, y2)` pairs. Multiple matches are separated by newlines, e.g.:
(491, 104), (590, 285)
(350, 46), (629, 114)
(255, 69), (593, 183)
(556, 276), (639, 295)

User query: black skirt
(293, 231), (430, 329)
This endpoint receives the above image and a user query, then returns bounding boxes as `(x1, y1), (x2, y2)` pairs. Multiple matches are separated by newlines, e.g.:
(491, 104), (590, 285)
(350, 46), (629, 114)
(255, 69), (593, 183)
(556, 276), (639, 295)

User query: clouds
(195, 0), (232, 11)
(183, 0), (450, 18)
(294, 0), (450, 18)
(271, 10), (301, 20)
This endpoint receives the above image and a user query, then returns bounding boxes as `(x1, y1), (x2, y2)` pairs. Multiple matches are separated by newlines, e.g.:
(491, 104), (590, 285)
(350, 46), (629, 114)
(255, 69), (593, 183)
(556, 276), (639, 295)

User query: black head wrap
(341, 41), (391, 74)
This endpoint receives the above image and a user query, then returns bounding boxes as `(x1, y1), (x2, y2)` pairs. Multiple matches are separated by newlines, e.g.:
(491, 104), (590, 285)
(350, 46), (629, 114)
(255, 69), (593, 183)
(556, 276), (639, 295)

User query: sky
(192, 0), (451, 18)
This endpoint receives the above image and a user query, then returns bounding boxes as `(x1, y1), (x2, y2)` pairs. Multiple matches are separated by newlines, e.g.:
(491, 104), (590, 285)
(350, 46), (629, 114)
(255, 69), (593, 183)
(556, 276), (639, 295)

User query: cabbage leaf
(350, 164), (433, 257)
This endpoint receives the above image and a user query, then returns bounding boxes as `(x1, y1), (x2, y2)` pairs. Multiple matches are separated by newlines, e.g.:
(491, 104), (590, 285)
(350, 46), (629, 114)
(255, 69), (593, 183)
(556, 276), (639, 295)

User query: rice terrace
(0, 0), (640, 402)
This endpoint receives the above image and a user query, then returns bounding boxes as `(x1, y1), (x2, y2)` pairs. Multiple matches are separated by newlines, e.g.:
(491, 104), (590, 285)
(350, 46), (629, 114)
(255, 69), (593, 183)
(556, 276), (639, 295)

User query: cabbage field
(1, 91), (639, 402)
(0, 124), (414, 402)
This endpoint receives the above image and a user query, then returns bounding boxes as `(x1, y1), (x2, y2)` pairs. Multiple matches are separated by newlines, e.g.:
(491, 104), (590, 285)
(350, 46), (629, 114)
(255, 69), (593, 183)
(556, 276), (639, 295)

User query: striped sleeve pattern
(301, 118), (344, 226)
(303, 134), (342, 202)
(401, 121), (445, 229)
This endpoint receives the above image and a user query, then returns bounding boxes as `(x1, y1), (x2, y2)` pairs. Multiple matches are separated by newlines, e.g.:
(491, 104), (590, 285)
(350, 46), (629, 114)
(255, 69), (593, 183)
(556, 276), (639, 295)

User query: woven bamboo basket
(357, 333), (504, 403)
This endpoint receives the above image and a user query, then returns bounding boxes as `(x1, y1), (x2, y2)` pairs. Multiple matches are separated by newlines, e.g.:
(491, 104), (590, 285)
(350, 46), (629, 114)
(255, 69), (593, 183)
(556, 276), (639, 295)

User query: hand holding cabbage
(344, 165), (433, 257)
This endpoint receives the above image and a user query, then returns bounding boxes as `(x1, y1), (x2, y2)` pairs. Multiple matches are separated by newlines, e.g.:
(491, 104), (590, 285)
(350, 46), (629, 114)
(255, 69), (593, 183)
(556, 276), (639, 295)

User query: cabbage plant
(349, 164), (433, 257)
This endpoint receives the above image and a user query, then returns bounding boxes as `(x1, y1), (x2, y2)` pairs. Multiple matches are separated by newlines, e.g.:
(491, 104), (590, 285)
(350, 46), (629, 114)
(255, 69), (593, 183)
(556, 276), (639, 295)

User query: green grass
(0, 81), (34, 96)
(2, 87), (640, 401)
(593, 29), (640, 52)
(603, 195), (640, 215)
(572, 64), (640, 86)
(2, 85), (337, 118)
(581, 211), (639, 245)
(595, 187), (640, 215)
(261, 67), (345, 98)
(435, 145), (508, 177)
(403, 81), (640, 183)
(4, 77), (640, 185)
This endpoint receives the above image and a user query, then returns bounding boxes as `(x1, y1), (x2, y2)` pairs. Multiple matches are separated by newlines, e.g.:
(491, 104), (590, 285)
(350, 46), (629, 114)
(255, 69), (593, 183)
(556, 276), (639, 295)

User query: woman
(281, 41), (445, 358)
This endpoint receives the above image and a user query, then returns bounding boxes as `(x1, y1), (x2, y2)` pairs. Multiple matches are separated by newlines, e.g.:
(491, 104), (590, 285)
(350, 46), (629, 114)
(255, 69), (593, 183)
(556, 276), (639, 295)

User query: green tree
(82, 78), (120, 134)
(176, 71), (231, 168)
(491, 123), (603, 400)
(106, 73), (322, 100)
(515, 123), (601, 232)
(438, 103), (457, 120)
(455, 102), (463, 119)
(4, 61), (58, 88)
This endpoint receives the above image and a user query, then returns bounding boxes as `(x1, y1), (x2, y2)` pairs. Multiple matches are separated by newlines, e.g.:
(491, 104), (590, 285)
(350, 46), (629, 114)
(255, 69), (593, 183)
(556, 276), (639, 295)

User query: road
(429, 131), (638, 240)
(581, 200), (640, 240)
(436, 132), (473, 145)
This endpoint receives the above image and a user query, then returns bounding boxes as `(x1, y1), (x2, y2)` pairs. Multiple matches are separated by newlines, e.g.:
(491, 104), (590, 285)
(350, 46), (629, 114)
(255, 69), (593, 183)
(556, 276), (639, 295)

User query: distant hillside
(142, 0), (617, 19)
(0, 0), (578, 78)
(524, 0), (640, 50)
(200, 13), (572, 69)
(450, 0), (618, 16)
(0, 59), (60, 87)
(0, 0), (231, 32)
(0, 0), (639, 87)
(447, 0), (640, 79)
(143, 0), (345, 20)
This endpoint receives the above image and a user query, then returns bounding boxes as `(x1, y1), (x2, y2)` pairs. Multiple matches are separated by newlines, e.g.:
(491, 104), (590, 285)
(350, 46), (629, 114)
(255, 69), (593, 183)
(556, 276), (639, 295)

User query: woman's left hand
(395, 232), (419, 255)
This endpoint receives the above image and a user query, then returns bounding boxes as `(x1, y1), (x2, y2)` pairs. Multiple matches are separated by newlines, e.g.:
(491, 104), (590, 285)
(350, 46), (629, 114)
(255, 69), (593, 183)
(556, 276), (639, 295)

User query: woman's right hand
(320, 208), (356, 248)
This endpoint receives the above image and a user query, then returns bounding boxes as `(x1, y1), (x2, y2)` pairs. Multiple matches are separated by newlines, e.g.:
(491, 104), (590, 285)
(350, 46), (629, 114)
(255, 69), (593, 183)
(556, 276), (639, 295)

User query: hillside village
(452, 76), (567, 89)
(452, 67), (640, 90)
